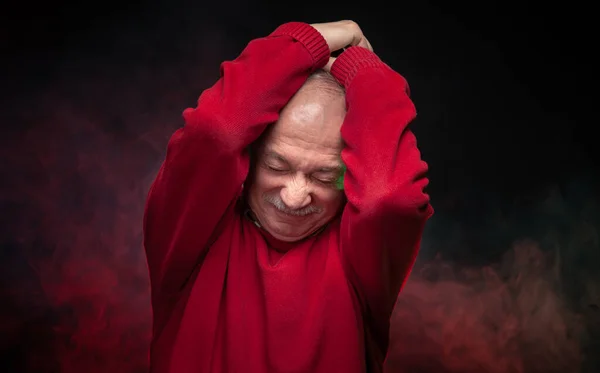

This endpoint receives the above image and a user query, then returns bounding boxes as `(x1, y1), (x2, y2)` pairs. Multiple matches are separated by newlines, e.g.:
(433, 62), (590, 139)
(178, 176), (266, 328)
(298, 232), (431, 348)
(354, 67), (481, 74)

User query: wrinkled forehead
(284, 102), (327, 128)
(266, 126), (342, 158)
(273, 93), (345, 141)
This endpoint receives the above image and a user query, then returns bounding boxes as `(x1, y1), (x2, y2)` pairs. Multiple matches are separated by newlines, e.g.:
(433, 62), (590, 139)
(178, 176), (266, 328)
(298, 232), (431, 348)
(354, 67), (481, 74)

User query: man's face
(247, 87), (346, 242)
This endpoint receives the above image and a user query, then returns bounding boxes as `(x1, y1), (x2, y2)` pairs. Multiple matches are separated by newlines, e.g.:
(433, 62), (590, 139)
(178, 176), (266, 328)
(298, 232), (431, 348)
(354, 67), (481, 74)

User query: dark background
(1, 0), (598, 372)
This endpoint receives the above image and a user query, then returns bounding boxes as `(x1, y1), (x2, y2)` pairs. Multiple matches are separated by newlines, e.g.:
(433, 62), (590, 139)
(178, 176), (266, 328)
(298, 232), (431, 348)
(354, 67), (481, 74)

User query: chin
(262, 217), (322, 242)
(266, 224), (314, 242)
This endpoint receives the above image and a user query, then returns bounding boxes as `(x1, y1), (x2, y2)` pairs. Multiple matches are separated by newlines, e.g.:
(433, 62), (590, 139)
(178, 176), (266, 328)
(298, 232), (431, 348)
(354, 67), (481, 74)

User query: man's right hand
(310, 20), (373, 53)
(310, 20), (373, 71)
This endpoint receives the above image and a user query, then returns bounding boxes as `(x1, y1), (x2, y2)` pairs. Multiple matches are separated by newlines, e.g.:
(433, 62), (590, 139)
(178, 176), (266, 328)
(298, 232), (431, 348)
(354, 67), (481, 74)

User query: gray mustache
(263, 194), (322, 216)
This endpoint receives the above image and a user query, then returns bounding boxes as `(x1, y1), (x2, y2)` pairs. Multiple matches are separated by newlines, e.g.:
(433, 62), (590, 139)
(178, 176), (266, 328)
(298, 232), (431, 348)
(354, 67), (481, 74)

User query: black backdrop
(2, 1), (598, 372)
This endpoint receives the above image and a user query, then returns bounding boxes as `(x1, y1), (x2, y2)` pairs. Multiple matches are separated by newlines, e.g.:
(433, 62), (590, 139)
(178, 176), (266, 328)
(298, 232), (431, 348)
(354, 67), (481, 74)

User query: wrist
(330, 46), (386, 89)
(270, 22), (330, 69)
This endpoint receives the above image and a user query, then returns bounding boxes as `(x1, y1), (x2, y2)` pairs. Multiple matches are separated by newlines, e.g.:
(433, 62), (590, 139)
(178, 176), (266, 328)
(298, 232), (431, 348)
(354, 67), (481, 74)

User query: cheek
(252, 169), (281, 191)
(314, 189), (344, 207)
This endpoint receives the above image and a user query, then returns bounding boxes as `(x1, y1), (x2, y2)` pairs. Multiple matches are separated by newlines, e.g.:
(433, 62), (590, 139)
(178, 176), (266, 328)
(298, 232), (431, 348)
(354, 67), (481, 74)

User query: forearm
(332, 47), (429, 212)
(182, 22), (330, 150)
(333, 46), (433, 333)
(144, 22), (330, 297)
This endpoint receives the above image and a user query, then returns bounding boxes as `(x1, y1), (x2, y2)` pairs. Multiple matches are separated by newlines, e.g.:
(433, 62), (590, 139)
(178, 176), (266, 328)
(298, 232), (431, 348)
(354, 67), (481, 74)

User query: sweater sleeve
(143, 23), (329, 298)
(330, 47), (434, 353)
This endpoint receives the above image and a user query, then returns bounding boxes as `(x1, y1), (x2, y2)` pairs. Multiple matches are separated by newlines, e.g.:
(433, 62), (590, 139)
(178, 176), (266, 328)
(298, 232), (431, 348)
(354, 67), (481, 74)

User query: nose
(280, 178), (312, 210)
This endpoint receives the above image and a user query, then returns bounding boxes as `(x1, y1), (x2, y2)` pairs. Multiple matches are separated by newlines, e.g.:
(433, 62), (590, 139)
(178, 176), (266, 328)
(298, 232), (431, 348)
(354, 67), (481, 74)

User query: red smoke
(1, 46), (597, 373)
(0, 61), (192, 371)
(388, 240), (588, 373)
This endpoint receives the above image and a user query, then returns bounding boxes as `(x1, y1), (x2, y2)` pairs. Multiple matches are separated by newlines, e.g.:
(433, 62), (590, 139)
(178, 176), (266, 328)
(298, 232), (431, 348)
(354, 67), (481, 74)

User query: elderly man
(143, 20), (433, 373)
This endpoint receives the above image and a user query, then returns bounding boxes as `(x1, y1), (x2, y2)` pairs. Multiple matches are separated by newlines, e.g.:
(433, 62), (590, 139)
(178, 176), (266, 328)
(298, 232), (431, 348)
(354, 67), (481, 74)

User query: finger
(347, 22), (366, 47)
(357, 37), (373, 51)
(366, 38), (373, 52)
(324, 56), (336, 72)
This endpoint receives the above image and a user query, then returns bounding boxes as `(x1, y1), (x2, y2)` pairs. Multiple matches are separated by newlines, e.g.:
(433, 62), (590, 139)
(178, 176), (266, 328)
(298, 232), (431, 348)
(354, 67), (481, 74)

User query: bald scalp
(300, 69), (346, 99)
(251, 70), (346, 151)
(247, 69), (348, 193)
(276, 70), (346, 135)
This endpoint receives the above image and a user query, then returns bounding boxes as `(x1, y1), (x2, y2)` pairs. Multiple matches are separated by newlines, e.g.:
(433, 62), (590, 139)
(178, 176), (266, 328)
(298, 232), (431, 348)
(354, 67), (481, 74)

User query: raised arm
(143, 23), (329, 298)
(330, 47), (434, 355)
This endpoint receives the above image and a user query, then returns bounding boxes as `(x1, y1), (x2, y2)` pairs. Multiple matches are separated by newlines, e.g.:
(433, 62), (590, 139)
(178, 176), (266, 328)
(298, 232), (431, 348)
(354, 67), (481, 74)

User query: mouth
(270, 204), (316, 219)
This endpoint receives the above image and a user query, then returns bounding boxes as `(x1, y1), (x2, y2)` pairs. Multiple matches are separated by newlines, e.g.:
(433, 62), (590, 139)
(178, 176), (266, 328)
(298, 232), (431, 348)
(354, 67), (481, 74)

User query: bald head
(302, 69), (346, 98)
(273, 70), (346, 147)
(246, 70), (347, 242)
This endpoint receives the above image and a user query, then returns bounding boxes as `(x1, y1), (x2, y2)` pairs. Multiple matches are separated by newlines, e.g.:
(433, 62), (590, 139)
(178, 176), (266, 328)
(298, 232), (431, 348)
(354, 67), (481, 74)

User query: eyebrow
(264, 151), (288, 164)
(264, 151), (343, 173)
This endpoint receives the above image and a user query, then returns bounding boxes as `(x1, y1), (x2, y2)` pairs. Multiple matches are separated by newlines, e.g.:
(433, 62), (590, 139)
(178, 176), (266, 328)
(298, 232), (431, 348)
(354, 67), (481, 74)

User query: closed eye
(315, 179), (336, 186)
(312, 174), (337, 184)
(266, 164), (288, 172)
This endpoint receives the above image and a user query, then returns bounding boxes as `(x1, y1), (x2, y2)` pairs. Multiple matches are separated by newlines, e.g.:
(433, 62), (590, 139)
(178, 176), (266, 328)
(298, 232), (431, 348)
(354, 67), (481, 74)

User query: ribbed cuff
(270, 22), (330, 70)
(330, 46), (387, 89)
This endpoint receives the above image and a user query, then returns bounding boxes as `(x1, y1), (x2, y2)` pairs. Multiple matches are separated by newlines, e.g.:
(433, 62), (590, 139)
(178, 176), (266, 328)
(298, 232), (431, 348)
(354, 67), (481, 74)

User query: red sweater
(143, 22), (433, 373)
